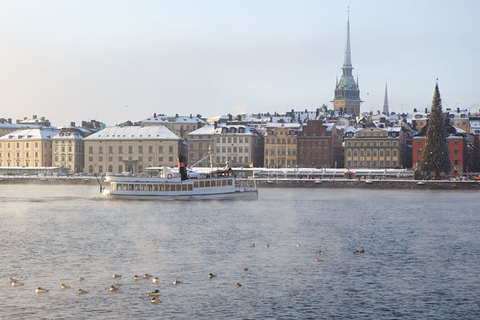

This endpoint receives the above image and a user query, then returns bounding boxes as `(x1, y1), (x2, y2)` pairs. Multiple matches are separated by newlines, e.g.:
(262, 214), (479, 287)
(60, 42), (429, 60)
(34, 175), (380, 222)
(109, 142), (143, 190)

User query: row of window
(87, 156), (174, 163)
(265, 149), (297, 156)
(112, 179), (233, 191)
(346, 160), (398, 167)
(89, 145), (175, 155)
(347, 150), (398, 157)
(0, 142), (47, 148)
(216, 146), (249, 154)
(265, 138), (296, 144)
(216, 137), (249, 144)
(346, 141), (398, 147)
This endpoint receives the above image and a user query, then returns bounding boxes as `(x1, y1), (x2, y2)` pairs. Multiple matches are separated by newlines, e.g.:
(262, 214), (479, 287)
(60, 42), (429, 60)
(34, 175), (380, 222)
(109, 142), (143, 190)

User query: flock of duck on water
(8, 244), (365, 304)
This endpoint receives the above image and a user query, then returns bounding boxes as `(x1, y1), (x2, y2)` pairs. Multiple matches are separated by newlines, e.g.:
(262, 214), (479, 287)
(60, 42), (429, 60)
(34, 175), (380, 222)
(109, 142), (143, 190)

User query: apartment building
(52, 126), (92, 174)
(187, 125), (215, 166)
(263, 122), (300, 168)
(84, 125), (185, 174)
(344, 126), (406, 168)
(0, 128), (59, 167)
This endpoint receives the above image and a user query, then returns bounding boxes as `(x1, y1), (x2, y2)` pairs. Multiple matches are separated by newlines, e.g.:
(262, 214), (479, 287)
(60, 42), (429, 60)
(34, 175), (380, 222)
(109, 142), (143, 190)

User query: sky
(0, 0), (479, 126)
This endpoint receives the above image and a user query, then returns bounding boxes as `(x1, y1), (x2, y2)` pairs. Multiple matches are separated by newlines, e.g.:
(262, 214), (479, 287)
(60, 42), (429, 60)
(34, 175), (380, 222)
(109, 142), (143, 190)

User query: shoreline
(0, 176), (479, 190)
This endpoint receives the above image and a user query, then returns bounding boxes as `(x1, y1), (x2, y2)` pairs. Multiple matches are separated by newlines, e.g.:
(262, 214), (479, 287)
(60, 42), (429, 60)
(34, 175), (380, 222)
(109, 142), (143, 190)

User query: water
(0, 185), (479, 319)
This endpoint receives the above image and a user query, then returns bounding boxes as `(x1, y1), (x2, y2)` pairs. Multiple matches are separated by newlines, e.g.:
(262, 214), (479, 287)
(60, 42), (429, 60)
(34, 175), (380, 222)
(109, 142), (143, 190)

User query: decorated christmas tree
(420, 82), (451, 179)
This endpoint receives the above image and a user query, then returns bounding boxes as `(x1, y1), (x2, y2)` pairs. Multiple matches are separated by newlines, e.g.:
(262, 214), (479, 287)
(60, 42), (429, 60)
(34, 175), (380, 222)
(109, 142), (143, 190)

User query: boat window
(205, 181), (211, 187)
(153, 185), (158, 191)
(165, 185), (170, 191)
(159, 185), (164, 191)
(212, 181), (216, 187)
(227, 180), (232, 186)
(194, 181), (199, 188)
(199, 181), (204, 188)
(176, 185), (182, 191)
(222, 180), (226, 186)
(141, 185), (146, 191)
(135, 185), (140, 191)
(129, 184), (134, 190)
(182, 185), (187, 191)
(147, 185), (152, 191)
(111, 182), (116, 190)
(188, 185), (193, 191)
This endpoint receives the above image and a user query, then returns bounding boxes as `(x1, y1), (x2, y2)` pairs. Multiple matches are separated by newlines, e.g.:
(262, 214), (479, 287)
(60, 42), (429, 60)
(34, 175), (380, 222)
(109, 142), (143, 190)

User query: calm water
(0, 185), (479, 319)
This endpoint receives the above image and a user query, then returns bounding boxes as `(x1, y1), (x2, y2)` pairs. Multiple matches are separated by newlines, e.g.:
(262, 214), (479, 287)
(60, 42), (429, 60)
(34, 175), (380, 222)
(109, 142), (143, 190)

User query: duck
(296, 244), (301, 247)
(265, 244), (269, 248)
(315, 251), (323, 255)
(112, 273), (122, 279)
(250, 243), (255, 248)
(11, 281), (24, 287)
(9, 277), (18, 282)
(77, 289), (89, 294)
(133, 275), (143, 280)
(315, 258), (323, 262)
(147, 289), (160, 297)
(353, 249), (365, 255)
(151, 297), (162, 304)
(236, 283), (242, 287)
(109, 285), (118, 291)
(243, 268), (249, 272)
(78, 277), (84, 281)
(35, 287), (49, 293)
(60, 284), (71, 289)
(208, 273), (216, 279)
(173, 279), (182, 285)
(143, 273), (153, 279)
(152, 277), (159, 283)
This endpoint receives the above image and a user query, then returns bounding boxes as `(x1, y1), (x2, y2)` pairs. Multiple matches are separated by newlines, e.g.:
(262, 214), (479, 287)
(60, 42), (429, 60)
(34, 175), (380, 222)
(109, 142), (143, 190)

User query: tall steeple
(333, 8), (361, 117)
(383, 82), (389, 115)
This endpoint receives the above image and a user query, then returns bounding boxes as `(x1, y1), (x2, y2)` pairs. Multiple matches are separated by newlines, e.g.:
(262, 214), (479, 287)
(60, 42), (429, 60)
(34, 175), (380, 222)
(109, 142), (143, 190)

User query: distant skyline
(0, 0), (479, 126)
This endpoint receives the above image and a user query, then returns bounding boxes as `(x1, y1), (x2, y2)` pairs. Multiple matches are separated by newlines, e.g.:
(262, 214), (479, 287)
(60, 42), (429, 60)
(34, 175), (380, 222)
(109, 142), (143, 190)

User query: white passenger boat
(101, 155), (258, 200)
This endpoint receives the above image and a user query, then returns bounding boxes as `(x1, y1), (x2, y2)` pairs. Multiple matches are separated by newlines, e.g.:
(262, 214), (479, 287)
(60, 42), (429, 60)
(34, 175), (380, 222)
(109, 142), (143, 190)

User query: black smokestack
(178, 154), (188, 180)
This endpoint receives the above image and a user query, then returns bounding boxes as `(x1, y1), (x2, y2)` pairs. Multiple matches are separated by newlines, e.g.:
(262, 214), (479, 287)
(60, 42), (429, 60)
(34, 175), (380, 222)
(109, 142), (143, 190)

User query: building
(297, 119), (343, 168)
(0, 128), (59, 167)
(344, 126), (406, 169)
(16, 115), (51, 127)
(446, 108), (470, 133)
(187, 124), (216, 166)
(0, 118), (43, 137)
(332, 14), (362, 116)
(84, 126), (186, 174)
(264, 123), (300, 168)
(212, 122), (264, 167)
(52, 125), (93, 174)
(139, 113), (207, 140)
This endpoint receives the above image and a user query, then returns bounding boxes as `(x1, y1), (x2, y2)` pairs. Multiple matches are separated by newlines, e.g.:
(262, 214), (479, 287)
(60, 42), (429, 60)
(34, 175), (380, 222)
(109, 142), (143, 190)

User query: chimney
(190, 114), (192, 118)
(175, 113), (178, 118)
(214, 121), (218, 129)
(8, 118), (11, 124)
(425, 108), (428, 114)
(70, 122), (75, 127)
(457, 107), (460, 113)
(33, 115), (37, 119)
(413, 108), (417, 112)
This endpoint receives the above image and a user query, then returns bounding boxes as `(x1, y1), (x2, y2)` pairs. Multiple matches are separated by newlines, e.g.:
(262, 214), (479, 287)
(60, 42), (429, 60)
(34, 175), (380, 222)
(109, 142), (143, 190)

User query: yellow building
(264, 123), (300, 168)
(344, 126), (406, 168)
(52, 127), (90, 174)
(0, 128), (58, 167)
(84, 125), (186, 174)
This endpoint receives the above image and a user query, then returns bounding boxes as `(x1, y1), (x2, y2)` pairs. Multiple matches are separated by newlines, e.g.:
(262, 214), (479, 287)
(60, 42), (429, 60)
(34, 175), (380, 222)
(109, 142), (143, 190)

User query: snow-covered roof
(52, 131), (84, 140)
(84, 126), (182, 141)
(0, 128), (59, 140)
(188, 124), (218, 136)
(140, 114), (207, 125)
(265, 122), (301, 129)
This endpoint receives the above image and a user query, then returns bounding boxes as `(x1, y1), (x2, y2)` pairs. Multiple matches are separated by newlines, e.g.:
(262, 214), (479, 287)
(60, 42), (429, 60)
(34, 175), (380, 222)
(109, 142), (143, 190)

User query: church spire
(383, 81), (389, 115)
(343, 8), (352, 70)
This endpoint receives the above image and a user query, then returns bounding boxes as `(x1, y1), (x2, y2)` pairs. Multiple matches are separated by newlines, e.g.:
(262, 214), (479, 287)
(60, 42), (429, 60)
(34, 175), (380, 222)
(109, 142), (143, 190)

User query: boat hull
(102, 189), (258, 201)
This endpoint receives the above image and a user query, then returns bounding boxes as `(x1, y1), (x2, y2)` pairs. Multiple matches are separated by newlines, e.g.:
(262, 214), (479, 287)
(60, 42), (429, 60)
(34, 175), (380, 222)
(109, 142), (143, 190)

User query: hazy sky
(0, 0), (479, 126)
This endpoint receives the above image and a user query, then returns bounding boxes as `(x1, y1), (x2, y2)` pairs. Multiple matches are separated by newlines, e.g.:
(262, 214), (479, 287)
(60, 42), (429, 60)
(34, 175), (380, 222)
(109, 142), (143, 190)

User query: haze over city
(0, 0), (478, 126)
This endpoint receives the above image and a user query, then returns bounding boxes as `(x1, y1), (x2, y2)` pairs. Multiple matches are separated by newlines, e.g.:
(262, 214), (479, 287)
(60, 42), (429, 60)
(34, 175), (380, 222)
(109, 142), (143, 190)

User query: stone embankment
(249, 178), (480, 190)
(1, 176), (479, 190)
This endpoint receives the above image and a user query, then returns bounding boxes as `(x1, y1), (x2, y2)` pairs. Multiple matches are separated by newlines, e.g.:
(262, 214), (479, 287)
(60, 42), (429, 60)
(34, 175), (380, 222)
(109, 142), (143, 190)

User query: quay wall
(0, 176), (479, 190)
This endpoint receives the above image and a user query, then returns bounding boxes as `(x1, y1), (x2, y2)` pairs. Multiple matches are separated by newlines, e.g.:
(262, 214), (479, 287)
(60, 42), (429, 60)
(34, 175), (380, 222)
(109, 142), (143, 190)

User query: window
(128, 146), (133, 154)
(99, 146), (103, 154)
(118, 146), (123, 154)
(138, 146), (143, 154)
(454, 149), (459, 155)
(169, 146), (174, 154)
(89, 146), (93, 154)
(158, 146), (163, 153)
(109, 146), (113, 154)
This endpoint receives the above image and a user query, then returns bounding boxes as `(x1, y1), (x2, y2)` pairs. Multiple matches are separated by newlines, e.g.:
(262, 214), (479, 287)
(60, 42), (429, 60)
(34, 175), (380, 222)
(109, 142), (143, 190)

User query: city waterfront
(1, 185), (479, 319)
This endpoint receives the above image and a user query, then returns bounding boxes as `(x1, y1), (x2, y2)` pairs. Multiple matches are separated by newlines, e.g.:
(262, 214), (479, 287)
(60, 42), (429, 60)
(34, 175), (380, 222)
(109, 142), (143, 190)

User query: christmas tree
(420, 82), (451, 179)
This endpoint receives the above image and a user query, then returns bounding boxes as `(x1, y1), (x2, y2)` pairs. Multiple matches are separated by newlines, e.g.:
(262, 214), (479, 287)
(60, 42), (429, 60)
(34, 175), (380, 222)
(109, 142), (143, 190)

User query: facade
(333, 15), (362, 116)
(0, 128), (59, 167)
(344, 126), (406, 169)
(187, 125), (215, 166)
(52, 126), (91, 174)
(0, 118), (42, 137)
(212, 122), (264, 167)
(446, 108), (470, 133)
(297, 119), (343, 168)
(263, 123), (300, 168)
(84, 126), (185, 174)
(139, 114), (207, 140)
